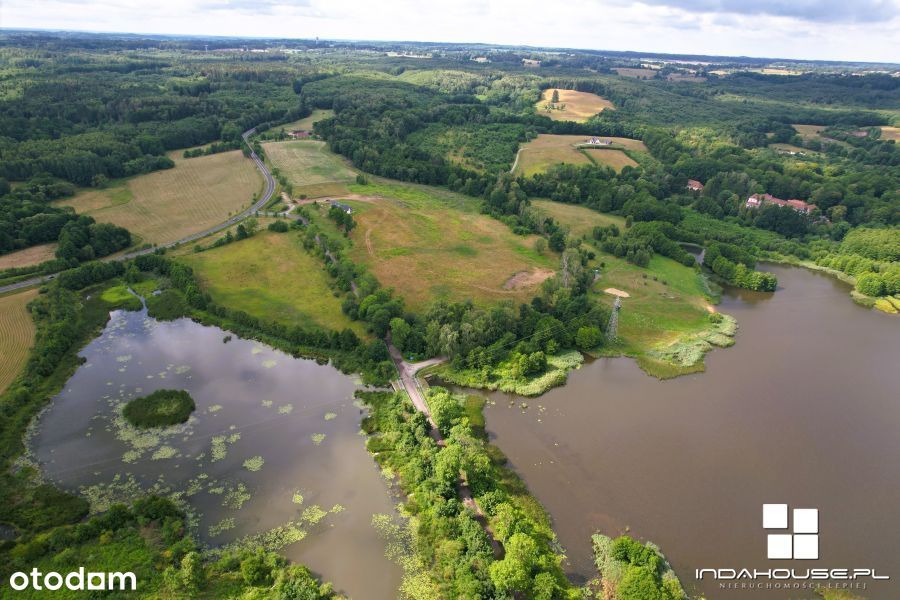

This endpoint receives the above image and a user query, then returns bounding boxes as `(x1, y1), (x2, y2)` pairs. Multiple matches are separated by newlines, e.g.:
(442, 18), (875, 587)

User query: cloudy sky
(4, 0), (899, 63)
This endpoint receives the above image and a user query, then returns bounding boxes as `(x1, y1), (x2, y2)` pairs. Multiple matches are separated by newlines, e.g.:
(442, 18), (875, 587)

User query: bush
(268, 220), (290, 233)
(123, 389), (195, 428)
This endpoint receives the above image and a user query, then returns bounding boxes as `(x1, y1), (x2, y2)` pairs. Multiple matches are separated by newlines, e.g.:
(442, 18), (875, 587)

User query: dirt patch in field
(604, 287), (631, 298)
(503, 268), (555, 290)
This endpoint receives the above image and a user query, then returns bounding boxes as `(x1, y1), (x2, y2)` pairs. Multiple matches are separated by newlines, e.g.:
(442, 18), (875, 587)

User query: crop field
(263, 140), (357, 198)
(880, 126), (900, 141)
(181, 230), (368, 337)
(276, 109), (335, 132)
(530, 199), (625, 238)
(535, 89), (614, 122)
(59, 151), (261, 246)
(0, 242), (57, 269)
(0, 288), (37, 394)
(343, 181), (557, 311)
(514, 134), (646, 176)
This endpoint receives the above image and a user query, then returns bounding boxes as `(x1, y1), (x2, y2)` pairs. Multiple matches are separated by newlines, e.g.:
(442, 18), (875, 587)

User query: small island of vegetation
(123, 389), (196, 429)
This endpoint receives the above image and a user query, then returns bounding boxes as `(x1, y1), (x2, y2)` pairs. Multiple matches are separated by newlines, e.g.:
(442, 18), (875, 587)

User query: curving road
(0, 127), (276, 295)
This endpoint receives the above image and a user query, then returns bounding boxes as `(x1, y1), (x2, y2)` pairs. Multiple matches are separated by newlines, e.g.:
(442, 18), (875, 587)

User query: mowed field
(880, 126), (900, 142)
(0, 243), (57, 269)
(263, 140), (356, 198)
(181, 230), (367, 337)
(59, 151), (261, 246)
(614, 67), (657, 79)
(514, 134), (645, 176)
(531, 199), (625, 238)
(0, 289), (38, 394)
(277, 109), (335, 132)
(535, 89), (614, 122)
(792, 124), (827, 139)
(344, 182), (557, 311)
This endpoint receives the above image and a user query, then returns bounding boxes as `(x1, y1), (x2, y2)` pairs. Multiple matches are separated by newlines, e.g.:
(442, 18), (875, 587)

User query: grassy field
(535, 89), (614, 122)
(58, 150), (261, 246)
(276, 109), (335, 132)
(792, 124), (827, 139)
(181, 230), (368, 336)
(614, 67), (658, 79)
(0, 242), (57, 269)
(880, 126), (900, 141)
(590, 253), (724, 376)
(514, 134), (645, 176)
(0, 288), (37, 394)
(343, 181), (557, 311)
(263, 139), (356, 198)
(769, 143), (816, 155)
(531, 199), (625, 238)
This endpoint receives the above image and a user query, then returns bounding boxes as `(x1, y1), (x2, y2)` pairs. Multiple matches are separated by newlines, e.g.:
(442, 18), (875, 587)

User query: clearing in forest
(263, 140), (356, 198)
(880, 126), (900, 142)
(58, 150), (262, 247)
(181, 230), (368, 337)
(277, 109), (335, 132)
(514, 134), (645, 176)
(535, 89), (614, 122)
(0, 288), (38, 394)
(792, 124), (827, 139)
(0, 243), (57, 270)
(531, 199), (625, 238)
(343, 181), (557, 311)
(614, 67), (658, 79)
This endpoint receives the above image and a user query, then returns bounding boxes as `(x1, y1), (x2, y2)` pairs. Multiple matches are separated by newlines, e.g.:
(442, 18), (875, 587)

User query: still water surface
(30, 308), (402, 600)
(473, 264), (900, 599)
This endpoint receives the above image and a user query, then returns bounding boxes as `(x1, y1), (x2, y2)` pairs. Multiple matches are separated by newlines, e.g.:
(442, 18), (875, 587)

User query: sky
(3, 0), (900, 63)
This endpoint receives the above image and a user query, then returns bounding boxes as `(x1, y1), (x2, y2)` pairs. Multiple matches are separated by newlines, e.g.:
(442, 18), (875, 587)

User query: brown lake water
(29, 309), (402, 600)
(467, 264), (900, 599)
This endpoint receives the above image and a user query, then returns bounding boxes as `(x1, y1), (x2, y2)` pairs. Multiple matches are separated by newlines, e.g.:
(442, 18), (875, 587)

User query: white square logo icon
(793, 534), (819, 559)
(763, 504), (788, 529)
(767, 534), (793, 559)
(793, 509), (818, 534)
(763, 504), (820, 560)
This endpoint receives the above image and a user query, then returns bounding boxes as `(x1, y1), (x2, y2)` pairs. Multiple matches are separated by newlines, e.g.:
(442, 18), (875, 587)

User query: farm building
(686, 179), (704, 192)
(328, 200), (353, 214)
(522, 59), (541, 68)
(746, 193), (817, 214)
(587, 137), (613, 146)
(288, 130), (311, 139)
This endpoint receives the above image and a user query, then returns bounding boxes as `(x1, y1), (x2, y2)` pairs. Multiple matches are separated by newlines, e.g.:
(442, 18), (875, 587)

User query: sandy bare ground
(504, 268), (555, 290)
(604, 287), (631, 298)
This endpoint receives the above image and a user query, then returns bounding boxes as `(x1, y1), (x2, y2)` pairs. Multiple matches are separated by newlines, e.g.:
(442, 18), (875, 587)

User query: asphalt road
(0, 128), (276, 295)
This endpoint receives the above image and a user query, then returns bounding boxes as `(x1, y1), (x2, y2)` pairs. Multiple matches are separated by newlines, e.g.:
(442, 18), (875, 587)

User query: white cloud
(3, 0), (898, 62)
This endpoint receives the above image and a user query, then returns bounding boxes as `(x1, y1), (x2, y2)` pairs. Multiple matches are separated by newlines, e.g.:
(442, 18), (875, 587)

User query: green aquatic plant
(262, 359), (277, 369)
(311, 433), (326, 445)
(243, 456), (265, 472)
(324, 412), (337, 421)
(151, 445), (178, 460)
(208, 517), (237, 537)
(222, 483), (251, 510)
(292, 491), (304, 505)
(301, 505), (327, 525)
(278, 404), (294, 414)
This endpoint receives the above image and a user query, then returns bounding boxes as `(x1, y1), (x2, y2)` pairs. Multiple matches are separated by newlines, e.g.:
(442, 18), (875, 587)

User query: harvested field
(514, 134), (645, 176)
(343, 182), (557, 311)
(181, 230), (367, 337)
(535, 89), (614, 122)
(880, 126), (900, 142)
(0, 243), (57, 269)
(0, 288), (37, 394)
(58, 151), (261, 246)
(531, 199), (625, 238)
(263, 140), (356, 198)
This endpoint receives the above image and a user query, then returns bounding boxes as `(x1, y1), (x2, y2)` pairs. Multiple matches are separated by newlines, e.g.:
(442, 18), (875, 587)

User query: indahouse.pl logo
(763, 503), (818, 560)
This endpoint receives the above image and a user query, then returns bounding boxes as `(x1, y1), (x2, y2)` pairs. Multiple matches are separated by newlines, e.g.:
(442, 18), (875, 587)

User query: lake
(471, 264), (900, 599)
(28, 308), (402, 600)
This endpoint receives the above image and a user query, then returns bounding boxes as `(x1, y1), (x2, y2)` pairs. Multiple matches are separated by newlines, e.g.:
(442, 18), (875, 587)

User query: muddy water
(471, 264), (900, 599)
(29, 309), (401, 600)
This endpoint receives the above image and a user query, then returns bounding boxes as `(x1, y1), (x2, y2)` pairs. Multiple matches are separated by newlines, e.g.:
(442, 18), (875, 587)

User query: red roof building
(686, 179), (704, 191)
(746, 193), (817, 214)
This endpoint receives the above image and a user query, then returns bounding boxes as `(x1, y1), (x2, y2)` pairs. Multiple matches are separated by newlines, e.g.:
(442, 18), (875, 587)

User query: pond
(28, 307), (402, 600)
(465, 264), (900, 599)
